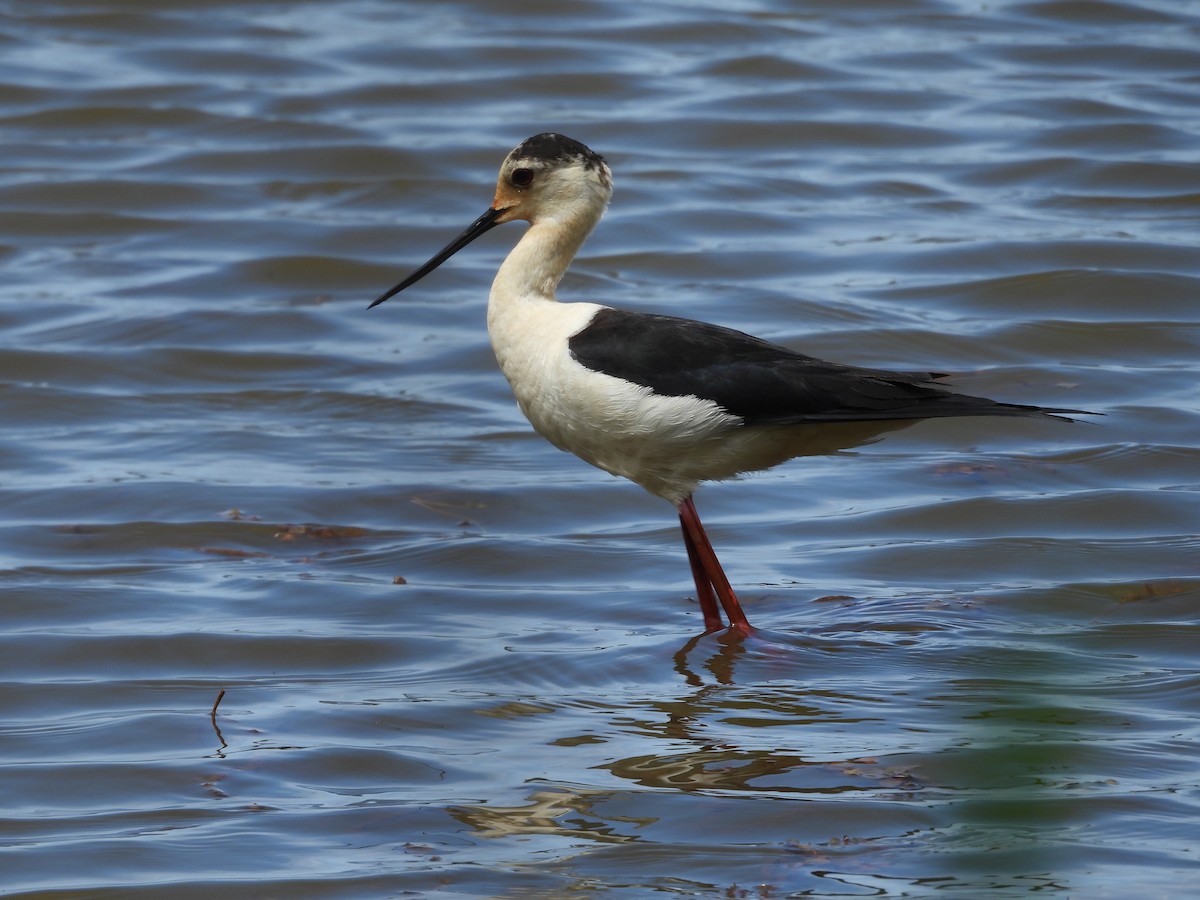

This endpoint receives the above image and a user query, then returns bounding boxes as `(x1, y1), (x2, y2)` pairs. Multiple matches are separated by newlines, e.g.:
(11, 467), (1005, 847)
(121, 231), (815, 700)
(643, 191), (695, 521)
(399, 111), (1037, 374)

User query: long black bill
(368, 207), (504, 309)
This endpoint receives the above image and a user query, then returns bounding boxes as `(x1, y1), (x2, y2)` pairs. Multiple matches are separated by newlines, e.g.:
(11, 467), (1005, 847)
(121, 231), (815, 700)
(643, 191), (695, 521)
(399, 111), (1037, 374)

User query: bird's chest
(486, 301), (736, 475)
(487, 301), (617, 444)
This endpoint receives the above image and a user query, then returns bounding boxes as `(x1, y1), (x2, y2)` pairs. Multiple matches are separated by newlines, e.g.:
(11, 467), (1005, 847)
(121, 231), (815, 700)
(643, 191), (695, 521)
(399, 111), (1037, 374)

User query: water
(2, 0), (1198, 896)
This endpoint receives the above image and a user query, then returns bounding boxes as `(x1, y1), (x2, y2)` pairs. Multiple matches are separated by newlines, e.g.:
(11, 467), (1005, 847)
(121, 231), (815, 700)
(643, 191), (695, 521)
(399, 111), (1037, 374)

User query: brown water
(2, 1), (1198, 897)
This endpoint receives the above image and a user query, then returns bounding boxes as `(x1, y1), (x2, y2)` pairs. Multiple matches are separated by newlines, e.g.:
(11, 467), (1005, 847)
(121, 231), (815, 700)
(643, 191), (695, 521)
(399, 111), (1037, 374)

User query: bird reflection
(448, 785), (648, 843)
(672, 626), (751, 686)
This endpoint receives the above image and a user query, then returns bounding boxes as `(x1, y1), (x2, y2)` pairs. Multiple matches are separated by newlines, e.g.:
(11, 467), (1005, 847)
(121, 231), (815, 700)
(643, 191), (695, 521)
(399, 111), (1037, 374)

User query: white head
(490, 133), (613, 227)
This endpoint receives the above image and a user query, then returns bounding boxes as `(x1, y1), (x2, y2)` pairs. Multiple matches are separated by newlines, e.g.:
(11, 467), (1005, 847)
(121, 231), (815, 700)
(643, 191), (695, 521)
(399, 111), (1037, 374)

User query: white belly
(487, 301), (729, 501)
(487, 301), (739, 501)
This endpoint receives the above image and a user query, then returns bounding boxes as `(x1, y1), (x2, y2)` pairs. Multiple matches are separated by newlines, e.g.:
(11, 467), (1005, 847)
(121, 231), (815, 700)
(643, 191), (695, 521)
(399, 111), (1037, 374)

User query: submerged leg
(677, 496), (751, 633)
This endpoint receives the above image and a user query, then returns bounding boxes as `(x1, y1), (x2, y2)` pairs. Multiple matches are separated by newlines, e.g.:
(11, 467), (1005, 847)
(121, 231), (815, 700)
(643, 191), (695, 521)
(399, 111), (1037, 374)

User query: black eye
(511, 168), (534, 188)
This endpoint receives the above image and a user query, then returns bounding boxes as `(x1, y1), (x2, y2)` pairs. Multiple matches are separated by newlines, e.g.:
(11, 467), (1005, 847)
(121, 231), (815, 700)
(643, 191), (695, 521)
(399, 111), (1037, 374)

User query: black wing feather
(569, 308), (1084, 425)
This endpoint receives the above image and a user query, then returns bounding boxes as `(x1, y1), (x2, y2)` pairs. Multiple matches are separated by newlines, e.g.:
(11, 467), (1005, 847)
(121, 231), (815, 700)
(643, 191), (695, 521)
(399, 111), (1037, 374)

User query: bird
(369, 133), (1090, 635)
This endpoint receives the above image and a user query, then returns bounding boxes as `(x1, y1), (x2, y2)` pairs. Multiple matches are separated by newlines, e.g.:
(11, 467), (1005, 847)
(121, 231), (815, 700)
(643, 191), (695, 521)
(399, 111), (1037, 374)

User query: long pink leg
(677, 496), (752, 633)
(680, 516), (723, 632)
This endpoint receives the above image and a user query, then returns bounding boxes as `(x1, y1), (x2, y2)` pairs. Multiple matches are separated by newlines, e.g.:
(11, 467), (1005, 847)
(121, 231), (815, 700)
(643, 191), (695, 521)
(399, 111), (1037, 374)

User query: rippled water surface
(2, 1), (1199, 896)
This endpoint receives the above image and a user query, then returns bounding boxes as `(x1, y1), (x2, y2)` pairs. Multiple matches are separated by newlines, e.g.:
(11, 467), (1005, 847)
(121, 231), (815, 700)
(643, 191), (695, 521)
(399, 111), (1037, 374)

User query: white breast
(487, 299), (744, 503)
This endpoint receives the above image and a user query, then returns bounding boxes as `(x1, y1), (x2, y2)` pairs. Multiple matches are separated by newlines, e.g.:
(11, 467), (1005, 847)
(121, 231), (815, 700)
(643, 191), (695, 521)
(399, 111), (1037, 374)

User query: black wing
(568, 308), (1082, 425)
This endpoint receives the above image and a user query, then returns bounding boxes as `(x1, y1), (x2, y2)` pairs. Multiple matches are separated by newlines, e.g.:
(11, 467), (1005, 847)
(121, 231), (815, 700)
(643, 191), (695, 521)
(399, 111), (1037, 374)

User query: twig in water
(210, 689), (228, 751)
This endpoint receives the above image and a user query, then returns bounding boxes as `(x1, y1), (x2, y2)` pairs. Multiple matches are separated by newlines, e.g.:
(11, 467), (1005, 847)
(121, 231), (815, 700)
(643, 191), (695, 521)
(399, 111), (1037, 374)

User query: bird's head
(368, 133), (611, 309)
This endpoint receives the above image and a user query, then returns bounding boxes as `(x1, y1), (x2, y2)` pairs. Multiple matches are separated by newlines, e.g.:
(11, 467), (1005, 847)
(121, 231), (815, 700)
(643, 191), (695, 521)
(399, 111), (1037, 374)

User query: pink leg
(677, 496), (752, 633)
(680, 516), (723, 632)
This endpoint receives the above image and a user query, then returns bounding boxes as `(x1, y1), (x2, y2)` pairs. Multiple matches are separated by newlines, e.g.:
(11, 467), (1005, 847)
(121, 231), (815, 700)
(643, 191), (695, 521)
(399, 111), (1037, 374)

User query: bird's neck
(490, 210), (599, 305)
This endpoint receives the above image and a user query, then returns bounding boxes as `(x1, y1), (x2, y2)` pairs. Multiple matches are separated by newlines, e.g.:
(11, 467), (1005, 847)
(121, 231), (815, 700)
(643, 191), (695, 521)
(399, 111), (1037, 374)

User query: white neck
(489, 211), (599, 306)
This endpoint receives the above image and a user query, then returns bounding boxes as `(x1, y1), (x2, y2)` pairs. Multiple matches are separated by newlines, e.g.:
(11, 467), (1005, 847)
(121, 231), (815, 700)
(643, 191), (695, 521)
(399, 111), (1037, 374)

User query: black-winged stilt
(370, 133), (1090, 635)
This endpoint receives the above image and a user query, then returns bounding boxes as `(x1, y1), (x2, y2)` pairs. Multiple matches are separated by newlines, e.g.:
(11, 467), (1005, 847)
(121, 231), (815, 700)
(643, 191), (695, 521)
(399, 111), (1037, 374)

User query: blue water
(1, 0), (1198, 896)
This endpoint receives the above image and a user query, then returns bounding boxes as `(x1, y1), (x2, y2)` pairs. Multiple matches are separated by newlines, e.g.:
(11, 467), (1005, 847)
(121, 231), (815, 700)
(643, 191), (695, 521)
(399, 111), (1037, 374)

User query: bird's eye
(511, 168), (535, 188)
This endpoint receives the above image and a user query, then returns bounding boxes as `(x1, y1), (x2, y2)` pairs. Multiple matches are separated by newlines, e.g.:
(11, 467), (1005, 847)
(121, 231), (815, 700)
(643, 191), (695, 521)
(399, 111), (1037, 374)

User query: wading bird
(370, 133), (1088, 634)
